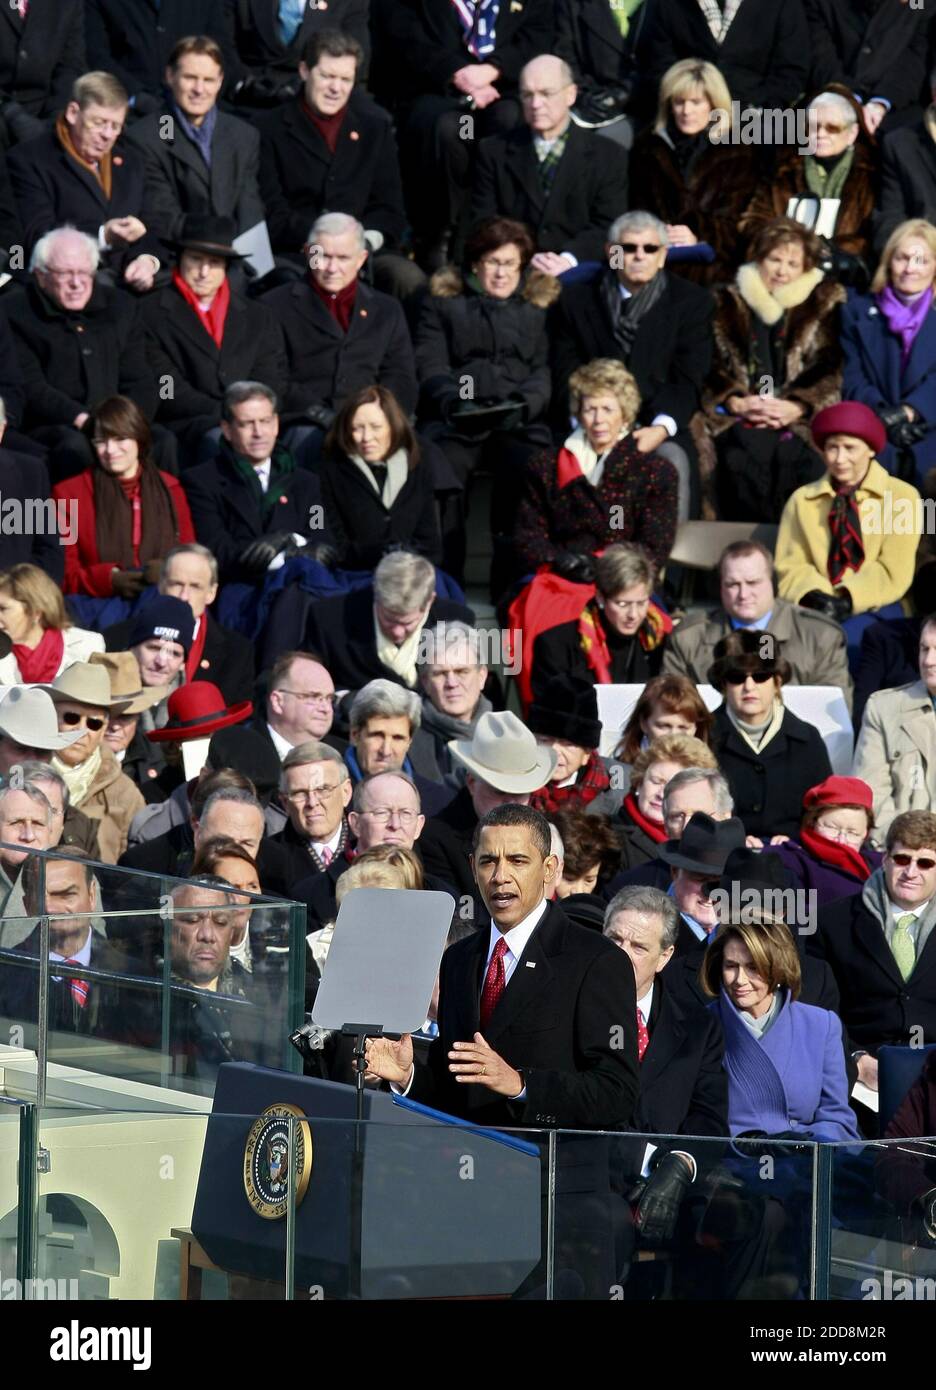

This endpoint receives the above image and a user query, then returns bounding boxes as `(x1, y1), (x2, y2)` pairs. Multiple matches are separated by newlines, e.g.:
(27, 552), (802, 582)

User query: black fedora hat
(714, 848), (795, 925)
(161, 213), (247, 260)
(659, 812), (747, 875)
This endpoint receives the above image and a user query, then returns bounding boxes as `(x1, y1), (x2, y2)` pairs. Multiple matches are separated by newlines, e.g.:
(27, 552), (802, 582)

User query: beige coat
(73, 745), (145, 864)
(662, 596), (853, 709)
(775, 459), (920, 612)
(853, 680), (936, 847)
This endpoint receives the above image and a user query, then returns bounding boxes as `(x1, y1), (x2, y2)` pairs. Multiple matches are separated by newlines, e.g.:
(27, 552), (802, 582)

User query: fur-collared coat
(739, 139), (879, 264)
(703, 266), (847, 444)
(415, 266), (560, 424)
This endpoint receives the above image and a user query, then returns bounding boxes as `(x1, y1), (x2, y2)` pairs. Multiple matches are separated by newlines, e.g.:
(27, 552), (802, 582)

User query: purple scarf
(876, 284), (934, 367)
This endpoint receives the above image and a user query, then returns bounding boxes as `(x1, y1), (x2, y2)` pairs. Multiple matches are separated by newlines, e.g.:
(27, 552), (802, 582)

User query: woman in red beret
(770, 775), (882, 907)
(774, 400), (922, 665)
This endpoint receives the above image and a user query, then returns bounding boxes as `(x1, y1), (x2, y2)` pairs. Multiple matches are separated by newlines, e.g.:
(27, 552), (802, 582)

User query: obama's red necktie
(480, 937), (508, 1030)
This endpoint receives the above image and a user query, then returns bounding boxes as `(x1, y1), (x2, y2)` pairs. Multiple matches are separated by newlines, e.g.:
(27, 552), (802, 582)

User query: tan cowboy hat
(88, 651), (169, 714)
(0, 686), (83, 750)
(448, 711), (557, 793)
(40, 662), (134, 712)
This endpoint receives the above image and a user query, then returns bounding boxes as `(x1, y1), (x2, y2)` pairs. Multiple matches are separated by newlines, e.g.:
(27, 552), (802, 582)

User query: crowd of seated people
(4, 0), (936, 1285)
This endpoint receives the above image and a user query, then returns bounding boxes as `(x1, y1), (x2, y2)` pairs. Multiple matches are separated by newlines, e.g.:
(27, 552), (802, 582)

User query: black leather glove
(800, 588), (852, 623)
(304, 403), (336, 431)
(552, 550), (596, 584)
(879, 405), (928, 449)
(110, 569), (147, 599)
(239, 532), (294, 572)
(632, 1152), (693, 1246)
(230, 75), (290, 108)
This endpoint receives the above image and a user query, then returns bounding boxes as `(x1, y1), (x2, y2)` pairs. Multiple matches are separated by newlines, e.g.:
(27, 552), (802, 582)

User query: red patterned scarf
(827, 480), (865, 586)
(12, 626), (64, 683)
(172, 269), (231, 349)
(530, 749), (610, 814)
(622, 791), (667, 843)
(576, 598), (672, 684)
(800, 826), (872, 882)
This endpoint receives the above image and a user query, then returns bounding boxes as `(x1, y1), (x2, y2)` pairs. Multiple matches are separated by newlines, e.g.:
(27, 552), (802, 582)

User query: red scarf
(800, 826), (872, 882)
(12, 626), (64, 683)
(118, 473), (143, 564)
(300, 97), (347, 154)
(172, 269), (231, 349)
(184, 618), (208, 685)
(310, 274), (358, 332)
(622, 792), (668, 844)
(530, 749), (610, 814)
(576, 598), (672, 684)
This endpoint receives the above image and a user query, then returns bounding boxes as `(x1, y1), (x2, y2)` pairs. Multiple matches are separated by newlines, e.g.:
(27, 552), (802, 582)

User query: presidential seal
(243, 1103), (312, 1220)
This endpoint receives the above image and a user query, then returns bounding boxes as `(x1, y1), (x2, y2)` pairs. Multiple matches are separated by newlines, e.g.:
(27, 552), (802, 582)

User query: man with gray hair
(550, 208), (714, 519)
(286, 549), (474, 694)
(269, 739), (353, 879)
(417, 620), (493, 784)
(262, 209), (417, 469)
(472, 54), (629, 276)
(184, 380), (333, 583)
(5, 225), (161, 480)
(347, 678), (454, 816)
(603, 766), (736, 897)
(603, 882), (727, 1248)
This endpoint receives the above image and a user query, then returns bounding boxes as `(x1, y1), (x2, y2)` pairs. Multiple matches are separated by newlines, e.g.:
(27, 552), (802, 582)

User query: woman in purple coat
(771, 775), (882, 908)
(702, 919), (859, 1141)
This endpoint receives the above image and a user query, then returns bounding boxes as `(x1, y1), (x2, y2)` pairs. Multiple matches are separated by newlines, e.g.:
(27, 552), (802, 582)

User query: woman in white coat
(0, 564), (103, 685)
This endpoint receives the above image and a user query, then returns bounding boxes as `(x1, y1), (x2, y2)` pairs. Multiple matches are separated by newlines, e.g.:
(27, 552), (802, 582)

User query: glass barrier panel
(0, 849), (307, 1100)
(0, 1100), (34, 1298)
(828, 1138), (936, 1301)
(552, 1130), (820, 1301)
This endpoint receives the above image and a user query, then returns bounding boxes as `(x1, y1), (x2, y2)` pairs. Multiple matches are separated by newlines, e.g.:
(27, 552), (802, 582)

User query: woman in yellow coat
(775, 401), (921, 666)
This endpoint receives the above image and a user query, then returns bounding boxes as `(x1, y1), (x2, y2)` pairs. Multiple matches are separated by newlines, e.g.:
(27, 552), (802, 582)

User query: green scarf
(230, 446), (297, 520)
(803, 146), (855, 203)
(608, 0), (644, 38)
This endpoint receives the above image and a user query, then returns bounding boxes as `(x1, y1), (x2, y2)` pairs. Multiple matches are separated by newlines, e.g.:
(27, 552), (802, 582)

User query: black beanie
(526, 674), (602, 750)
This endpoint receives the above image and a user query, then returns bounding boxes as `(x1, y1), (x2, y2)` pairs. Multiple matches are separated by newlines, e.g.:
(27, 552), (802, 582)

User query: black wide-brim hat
(659, 812), (747, 875)
(161, 213), (248, 261)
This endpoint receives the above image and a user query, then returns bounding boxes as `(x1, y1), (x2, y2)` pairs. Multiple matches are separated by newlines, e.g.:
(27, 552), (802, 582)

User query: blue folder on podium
(192, 1064), (542, 1298)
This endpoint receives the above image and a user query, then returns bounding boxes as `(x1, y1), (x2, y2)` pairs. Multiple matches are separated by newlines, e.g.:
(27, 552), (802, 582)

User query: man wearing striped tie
(0, 846), (126, 1039)
(810, 810), (936, 1116)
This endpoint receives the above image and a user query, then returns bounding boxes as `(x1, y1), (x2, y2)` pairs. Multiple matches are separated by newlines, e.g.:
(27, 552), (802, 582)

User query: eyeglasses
(724, 669), (774, 685)
(815, 820), (865, 845)
(889, 852), (936, 871)
(479, 255), (522, 272)
(277, 689), (337, 708)
(41, 269), (94, 283)
(285, 784), (343, 806)
(60, 711), (106, 731)
(618, 243), (662, 255)
(81, 116), (123, 133)
(362, 808), (419, 826)
(814, 121), (847, 134)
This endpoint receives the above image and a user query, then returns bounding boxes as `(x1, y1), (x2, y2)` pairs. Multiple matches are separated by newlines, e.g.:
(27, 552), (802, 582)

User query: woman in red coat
(53, 395), (195, 598)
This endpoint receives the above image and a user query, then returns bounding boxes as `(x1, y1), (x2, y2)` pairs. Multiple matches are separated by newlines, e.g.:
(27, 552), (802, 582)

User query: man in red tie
(366, 803), (639, 1130)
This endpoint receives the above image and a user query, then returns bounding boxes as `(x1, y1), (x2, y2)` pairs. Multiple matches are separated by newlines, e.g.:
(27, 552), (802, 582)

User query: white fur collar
(735, 262), (825, 325)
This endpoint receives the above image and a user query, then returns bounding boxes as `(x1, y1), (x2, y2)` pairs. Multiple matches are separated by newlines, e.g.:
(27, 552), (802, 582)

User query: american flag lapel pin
(525, 961), (536, 968)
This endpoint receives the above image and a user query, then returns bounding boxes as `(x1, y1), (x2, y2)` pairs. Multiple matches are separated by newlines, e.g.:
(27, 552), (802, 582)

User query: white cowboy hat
(448, 711), (557, 793)
(40, 662), (134, 712)
(0, 686), (83, 750)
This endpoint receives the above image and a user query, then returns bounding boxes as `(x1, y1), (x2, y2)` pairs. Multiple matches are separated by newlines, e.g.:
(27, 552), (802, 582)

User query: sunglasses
(724, 669), (774, 685)
(619, 242), (662, 255)
(60, 711), (106, 731)
(890, 853), (936, 871)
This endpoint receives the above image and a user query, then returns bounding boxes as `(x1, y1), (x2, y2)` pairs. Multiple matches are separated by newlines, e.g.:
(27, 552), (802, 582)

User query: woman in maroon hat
(775, 399), (922, 663)
(770, 775), (883, 908)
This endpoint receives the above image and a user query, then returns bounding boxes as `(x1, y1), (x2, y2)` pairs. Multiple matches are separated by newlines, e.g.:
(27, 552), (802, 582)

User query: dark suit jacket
(258, 90), (407, 254)
(0, 927), (131, 1040)
(805, 0), (931, 115)
(141, 282), (287, 445)
(410, 901), (640, 1129)
(0, 446), (64, 582)
(471, 122), (629, 264)
(274, 587), (475, 693)
(85, 0), (237, 99)
(876, 122), (936, 251)
(549, 270), (714, 440)
(7, 130), (157, 260)
(853, 617), (920, 731)
(318, 451), (442, 570)
(374, 0), (554, 105)
(4, 280), (156, 431)
(632, 980), (728, 1139)
(125, 106), (265, 242)
(183, 442), (329, 583)
(554, 0), (651, 97)
(644, 0), (810, 111)
(104, 610), (255, 706)
(261, 278), (417, 419)
(709, 704), (833, 841)
(230, 0), (371, 90)
(0, 0), (85, 118)
(809, 890), (936, 1056)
